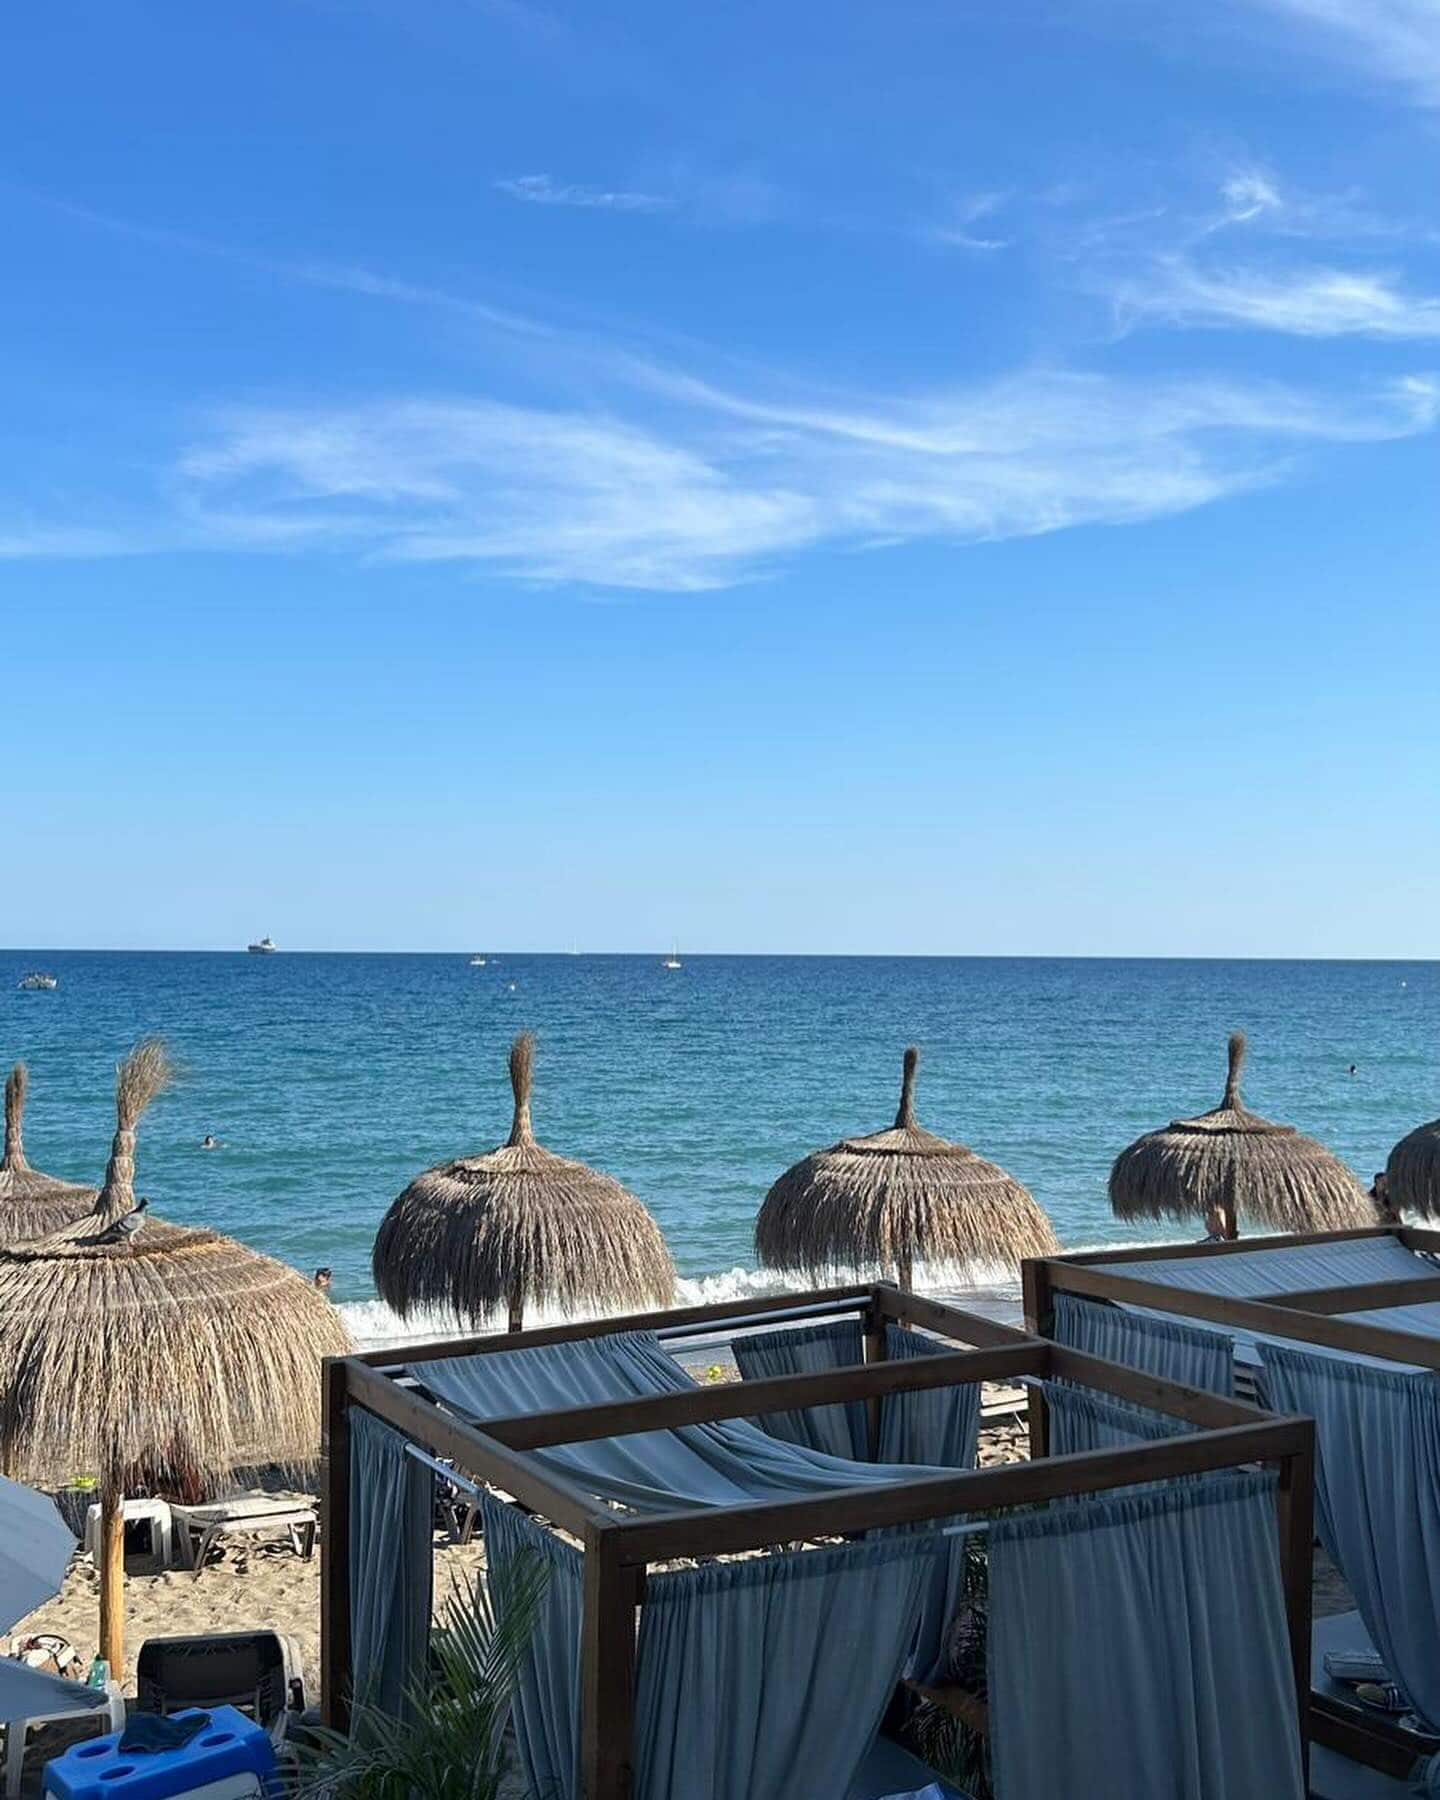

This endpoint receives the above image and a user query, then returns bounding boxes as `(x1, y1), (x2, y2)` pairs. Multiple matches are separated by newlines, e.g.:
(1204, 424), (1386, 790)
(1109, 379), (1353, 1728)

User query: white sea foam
(336, 1253), (1058, 1352)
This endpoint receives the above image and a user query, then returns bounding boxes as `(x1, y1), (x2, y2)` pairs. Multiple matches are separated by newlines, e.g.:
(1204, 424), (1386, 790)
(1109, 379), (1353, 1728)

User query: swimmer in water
(200, 1134), (219, 1150)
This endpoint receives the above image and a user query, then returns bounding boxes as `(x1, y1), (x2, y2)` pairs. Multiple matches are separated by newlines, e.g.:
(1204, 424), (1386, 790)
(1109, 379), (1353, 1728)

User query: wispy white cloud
(159, 367), (1436, 591)
(1112, 258), (1440, 337)
(493, 173), (671, 212)
(925, 191), (1012, 253)
(1236, 0), (1440, 105)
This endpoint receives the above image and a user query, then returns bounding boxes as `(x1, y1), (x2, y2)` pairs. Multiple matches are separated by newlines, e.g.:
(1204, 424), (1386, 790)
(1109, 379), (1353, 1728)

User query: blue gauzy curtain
(1041, 1380), (1191, 1454)
(481, 1496), (583, 1800)
(733, 1320), (870, 1460)
(877, 1325), (980, 1469)
(634, 1539), (935, 1800)
(986, 1470), (1303, 1800)
(414, 1333), (960, 1512)
(1260, 1344), (1440, 1729)
(348, 1407), (434, 1719)
(1052, 1293), (1235, 1395)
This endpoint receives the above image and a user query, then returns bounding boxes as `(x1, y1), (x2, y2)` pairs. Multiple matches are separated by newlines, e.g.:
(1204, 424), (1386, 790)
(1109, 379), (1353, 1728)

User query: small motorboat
(469, 956), (487, 967)
(247, 936), (277, 954)
(18, 972), (58, 991)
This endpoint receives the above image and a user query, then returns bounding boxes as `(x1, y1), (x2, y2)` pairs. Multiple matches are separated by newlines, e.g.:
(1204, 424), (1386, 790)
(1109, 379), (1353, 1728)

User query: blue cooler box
(44, 1706), (280, 1800)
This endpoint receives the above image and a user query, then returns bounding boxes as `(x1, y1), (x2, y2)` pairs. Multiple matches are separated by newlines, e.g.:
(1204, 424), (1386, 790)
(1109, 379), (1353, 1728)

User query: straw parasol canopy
(372, 1031), (676, 1333)
(0, 1039), (352, 1672)
(755, 1046), (1059, 1290)
(1108, 1031), (1372, 1236)
(1386, 1116), (1440, 1219)
(0, 1064), (96, 1241)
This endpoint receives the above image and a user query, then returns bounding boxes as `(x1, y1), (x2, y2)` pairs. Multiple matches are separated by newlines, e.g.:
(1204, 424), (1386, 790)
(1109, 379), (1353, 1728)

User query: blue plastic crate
(43, 1706), (280, 1800)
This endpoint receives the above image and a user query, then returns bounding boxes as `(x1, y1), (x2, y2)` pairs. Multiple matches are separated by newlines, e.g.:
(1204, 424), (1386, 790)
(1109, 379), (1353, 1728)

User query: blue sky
(3, 0), (1438, 955)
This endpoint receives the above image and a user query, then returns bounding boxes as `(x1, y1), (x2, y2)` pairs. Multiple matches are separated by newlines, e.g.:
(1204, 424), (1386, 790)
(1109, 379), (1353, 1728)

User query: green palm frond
(292, 1549), (549, 1800)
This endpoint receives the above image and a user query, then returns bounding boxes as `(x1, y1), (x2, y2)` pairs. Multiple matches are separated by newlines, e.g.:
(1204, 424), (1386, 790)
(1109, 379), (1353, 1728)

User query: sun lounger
(169, 1497), (317, 1576)
(136, 1631), (305, 1747)
(0, 1660), (124, 1798)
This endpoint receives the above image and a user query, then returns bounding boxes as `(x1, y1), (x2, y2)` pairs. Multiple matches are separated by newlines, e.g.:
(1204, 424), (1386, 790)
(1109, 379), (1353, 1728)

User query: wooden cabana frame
(1025, 1224), (1440, 1778)
(322, 1280), (1315, 1800)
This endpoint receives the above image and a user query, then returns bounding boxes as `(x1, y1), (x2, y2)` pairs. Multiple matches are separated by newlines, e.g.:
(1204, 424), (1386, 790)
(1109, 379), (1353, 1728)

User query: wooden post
(895, 1250), (913, 1294)
(98, 1483), (125, 1678)
(1021, 1259), (1052, 1459)
(508, 1282), (524, 1334)
(320, 1357), (353, 1729)
(581, 1526), (641, 1800)
(863, 1288), (889, 1461)
(1276, 1428), (1316, 1788)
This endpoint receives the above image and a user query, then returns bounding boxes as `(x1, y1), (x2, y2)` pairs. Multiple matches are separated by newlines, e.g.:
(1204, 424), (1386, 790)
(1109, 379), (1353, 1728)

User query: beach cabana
(1025, 1223), (1440, 1786)
(755, 1046), (1058, 1291)
(0, 1040), (351, 1674)
(1108, 1031), (1372, 1238)
(323, 1283), (1314, 1799)
(1386, 1115), (1440, 1219)
(0, 1064), (94, 1242)
(372, 1032), (674, 1333)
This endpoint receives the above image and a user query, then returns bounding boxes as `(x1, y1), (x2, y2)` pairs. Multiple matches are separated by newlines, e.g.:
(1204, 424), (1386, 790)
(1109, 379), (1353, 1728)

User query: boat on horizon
(247, 936), (277, 954)
(662, 942), (682, 971)
(468, 955), (487, 966)
(18, 972), (58, 991)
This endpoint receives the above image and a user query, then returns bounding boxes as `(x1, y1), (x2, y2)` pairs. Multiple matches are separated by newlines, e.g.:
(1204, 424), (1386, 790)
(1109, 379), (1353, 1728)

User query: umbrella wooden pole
(896, 1250), (913, 1292)
(99, 1482), (125, 1676)
(508, 1283), (524, 1334)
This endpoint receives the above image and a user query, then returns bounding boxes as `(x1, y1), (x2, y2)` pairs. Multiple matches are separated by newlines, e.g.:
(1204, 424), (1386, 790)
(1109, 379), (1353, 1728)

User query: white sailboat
(662, 942), (682, 971)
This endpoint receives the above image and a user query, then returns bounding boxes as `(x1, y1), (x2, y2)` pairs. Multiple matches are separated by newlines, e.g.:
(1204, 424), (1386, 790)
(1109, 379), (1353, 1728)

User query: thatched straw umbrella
(373, 1032), (675, 1333)
(1109, 1031), (1371, 1237)
(1386, 1116), (1440, 1219)
(0, 1064), (95, 1241)
(755, 1046), (1059, 1290)
(0, 1040), (351, 1674)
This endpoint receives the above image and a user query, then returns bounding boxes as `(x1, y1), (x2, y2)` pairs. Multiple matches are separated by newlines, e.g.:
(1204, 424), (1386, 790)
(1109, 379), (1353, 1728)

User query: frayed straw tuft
(507, 1032), (535, 1147)
(4, 1065), (28, 1170)
(0, 1062), (95, 1241)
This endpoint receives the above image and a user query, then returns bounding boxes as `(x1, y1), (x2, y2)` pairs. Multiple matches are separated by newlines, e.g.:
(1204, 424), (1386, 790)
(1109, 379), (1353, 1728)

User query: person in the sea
(1370, 1172), (1401, 1226)
(314, 1266), (333, 1294)
(200, 1134), (219, 1150)
(1198, 1204), (1233, 1243)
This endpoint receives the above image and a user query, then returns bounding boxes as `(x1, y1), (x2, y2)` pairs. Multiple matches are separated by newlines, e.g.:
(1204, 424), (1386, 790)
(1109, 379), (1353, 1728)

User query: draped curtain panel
(1052, 1293), (1235, 1395)
(348, 1407), (434, 1719)
(876, 1324), (980, 1469)
(1260, 1344), (1440, 1729)
(733, 1320), (870, 1460)
(415, 1332), (961, 1513)
(634, 1539), (934, 1800)
(1041, 1380), (1191, 1455)
(986, 1470), (1304, 1800)
(482, 1498), (936, 1800)
(481, 1495), (585, 1800)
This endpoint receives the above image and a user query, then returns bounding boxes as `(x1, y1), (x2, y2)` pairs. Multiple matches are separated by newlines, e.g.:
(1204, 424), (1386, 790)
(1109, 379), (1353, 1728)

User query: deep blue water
(3, 952), (1434, 1341)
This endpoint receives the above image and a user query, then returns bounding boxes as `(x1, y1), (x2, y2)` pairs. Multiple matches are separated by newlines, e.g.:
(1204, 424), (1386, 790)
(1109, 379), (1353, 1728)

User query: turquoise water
(3, 952), (1433, 1342)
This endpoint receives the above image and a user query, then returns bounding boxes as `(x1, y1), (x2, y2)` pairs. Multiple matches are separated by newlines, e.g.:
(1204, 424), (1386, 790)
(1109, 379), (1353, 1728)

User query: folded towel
(119, 1712), (211, 1753)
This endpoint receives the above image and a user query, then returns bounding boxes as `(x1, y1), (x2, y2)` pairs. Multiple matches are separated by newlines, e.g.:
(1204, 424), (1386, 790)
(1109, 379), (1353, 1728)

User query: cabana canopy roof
(0, 1040), (350, 1485)
(755, 1046), (1059, 1284)
(0, 1064), (95, 1241)
(1108, 1031), (1371, 1232)
(1387, 1117), (1440, 1220)
(372, 1032), (675, 1328)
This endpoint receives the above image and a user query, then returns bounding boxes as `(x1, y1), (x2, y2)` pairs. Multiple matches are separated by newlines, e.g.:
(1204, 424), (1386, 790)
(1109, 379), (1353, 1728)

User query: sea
(2, 953), (1433, 1348)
